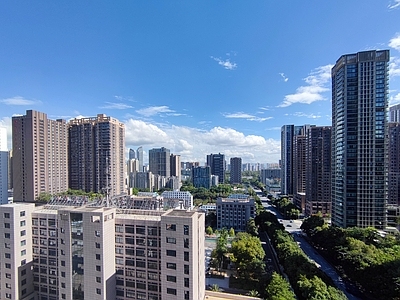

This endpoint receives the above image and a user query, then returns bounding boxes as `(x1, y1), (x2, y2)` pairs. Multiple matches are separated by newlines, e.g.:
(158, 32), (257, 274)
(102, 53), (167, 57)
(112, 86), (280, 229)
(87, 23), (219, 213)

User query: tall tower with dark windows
(206, 153), (225, 184)
(149, 147), (170, 178)
(331, 50), (389, 229)
(230, 157), (242, 184)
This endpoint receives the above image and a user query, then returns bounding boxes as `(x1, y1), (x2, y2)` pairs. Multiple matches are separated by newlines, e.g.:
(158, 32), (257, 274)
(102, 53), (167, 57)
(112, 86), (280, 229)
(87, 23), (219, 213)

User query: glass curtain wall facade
(331, 50), (389, 229)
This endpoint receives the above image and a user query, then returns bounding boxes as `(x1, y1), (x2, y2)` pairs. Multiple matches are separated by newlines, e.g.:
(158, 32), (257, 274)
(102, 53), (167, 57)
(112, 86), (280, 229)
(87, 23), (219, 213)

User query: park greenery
(301, 215), (400, 299)
(270, 196), (301, 220)
(37, 189), (103, 202)
(255, 211), (347, 300)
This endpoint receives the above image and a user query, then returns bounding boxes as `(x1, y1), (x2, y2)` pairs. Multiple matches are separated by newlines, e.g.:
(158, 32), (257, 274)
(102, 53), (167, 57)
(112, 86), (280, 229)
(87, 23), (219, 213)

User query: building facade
(390, 103), (400, 122)
(12, 110), (69, 202)
(388, 122), (400, 206)
(331, 50), (389, 229)
(0, 202), (205, 300)
(68, 114), (125, 197)
(0, 127), (8, 204)
(216, 196), (255, 231)
(206, 153), (225, 184)
(192, 166), (212, 189)
(305, 126), (332, 216)
(229, 157), (242, 184)
(149, 148), (171, 178)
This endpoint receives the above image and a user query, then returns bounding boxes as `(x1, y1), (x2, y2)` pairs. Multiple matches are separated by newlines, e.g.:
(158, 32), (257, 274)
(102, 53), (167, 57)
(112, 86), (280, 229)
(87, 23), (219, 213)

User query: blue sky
(1, 1), (400, 164)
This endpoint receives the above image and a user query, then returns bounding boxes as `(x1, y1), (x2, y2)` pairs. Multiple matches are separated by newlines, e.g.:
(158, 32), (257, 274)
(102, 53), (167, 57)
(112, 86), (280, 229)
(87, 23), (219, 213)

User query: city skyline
(1, 2), (400, 163)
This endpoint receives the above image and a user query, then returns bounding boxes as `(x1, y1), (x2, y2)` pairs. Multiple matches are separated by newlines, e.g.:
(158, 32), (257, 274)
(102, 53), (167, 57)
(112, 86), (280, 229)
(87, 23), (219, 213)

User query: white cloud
(390, 92), (400, 105)
(389, 33), (400, 51)
(0, 96), (41, 106)
(100, 102), (133, 110)
(223, 112), (272, 122)
(389, 56), (400, 78)
(290, 112), (321, 119)
(124, 119), (280, 163)
(136, 106), (175, 117)
(211, 56), (237, 70)
(0, 117), (12, 150)
(388, 0), (400, 9)
(279, 73), (289, 82)
(278, 64), (333, 107)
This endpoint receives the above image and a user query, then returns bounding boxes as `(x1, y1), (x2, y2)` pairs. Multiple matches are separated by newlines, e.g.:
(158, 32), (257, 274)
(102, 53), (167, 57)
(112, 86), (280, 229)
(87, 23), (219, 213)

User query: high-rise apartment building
(305, 126), (332, 216)
(192, 166), (212, 189)
(206, 153), (225, 184)
(230, 157), (242, 184)
(0, 202), (205, 300)
(331, 50), (389, 229)
(137, 146), (144, 172)
(390, 104), (400, 122)
(149, 147), (171, 178)
(12, 110), (69, 201)
(129, 148), (136, 160)
(0, 127), (8, 204)
(388, 122), (400, 206)
(68, 114), (125, 197)
(170, 154), (181, 183)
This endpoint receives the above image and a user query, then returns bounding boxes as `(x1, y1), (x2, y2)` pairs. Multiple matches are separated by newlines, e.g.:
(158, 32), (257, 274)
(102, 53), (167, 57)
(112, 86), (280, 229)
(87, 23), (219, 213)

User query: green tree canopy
(265, 272), (296, 300)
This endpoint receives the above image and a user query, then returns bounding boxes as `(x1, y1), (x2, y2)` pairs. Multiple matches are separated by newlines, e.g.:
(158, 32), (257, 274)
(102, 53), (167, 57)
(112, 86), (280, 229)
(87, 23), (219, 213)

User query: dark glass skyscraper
(206, 153), (225, 184)
(331, 50), (389, 229)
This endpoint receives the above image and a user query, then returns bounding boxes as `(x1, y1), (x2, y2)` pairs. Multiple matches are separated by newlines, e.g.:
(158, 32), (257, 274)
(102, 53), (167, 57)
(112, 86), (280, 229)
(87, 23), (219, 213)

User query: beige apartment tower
(12, 110), (69, 202)
(68, 114), (125, 197)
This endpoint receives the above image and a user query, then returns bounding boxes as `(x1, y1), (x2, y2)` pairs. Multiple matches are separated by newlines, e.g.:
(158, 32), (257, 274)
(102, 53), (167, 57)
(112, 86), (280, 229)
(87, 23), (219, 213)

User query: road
(254, 190), (360, 300)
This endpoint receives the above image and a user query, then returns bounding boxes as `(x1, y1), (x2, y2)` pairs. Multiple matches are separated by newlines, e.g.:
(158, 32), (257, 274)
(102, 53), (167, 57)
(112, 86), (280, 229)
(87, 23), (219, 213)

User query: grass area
(229, 275), (260, 291)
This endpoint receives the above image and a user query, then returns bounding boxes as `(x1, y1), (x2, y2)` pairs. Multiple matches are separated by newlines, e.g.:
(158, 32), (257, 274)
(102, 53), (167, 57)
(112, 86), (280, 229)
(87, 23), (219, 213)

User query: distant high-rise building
(281, 125), (312, 196)
(305, 126), (332, 216)
(331, 50), (389, 229)
(0, 127), (8, 204)
(230, 157), (242, 184)
(149, 147), (170, 178)
(68, 114), (125, 197)
(206, 153), (225, 184)
(192, 166), (212, 189)
(170, 154), (181, 184)
(390, 104), (400, 122)
(129, 148), (136, 160)
(137, 146), (144, 172)
(388, 122), (400, 206)
(12, 110), (69, 201)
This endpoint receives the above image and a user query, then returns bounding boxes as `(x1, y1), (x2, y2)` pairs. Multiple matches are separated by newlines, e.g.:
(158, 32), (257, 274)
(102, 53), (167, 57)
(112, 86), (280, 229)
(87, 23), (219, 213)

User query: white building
(216, 196), (255, 231)
(0, 201), (205, 300)
(0, 127), (8, 204)
(161, 191), (193, 210)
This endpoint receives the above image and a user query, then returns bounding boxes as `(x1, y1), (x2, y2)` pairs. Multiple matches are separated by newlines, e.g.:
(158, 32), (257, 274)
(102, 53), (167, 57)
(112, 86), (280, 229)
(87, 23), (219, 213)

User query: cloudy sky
(1, 1), (400, 164)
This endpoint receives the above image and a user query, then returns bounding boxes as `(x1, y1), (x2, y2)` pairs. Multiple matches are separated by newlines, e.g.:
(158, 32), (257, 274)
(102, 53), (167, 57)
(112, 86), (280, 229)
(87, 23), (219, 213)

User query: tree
(210, 284), (221, 292)
(37, 192), (52, 202)
(300, 215), (325, 236)
(265, 272), (296, 300)
(246, 218), (258, 236)
(206, 226), (213, 235)
(229, 227), (235, 237)
(230, 232), (265, 278)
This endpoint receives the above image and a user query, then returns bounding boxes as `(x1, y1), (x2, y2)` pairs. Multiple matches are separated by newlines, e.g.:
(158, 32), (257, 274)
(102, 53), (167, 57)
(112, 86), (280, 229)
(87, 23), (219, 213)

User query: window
(166, 237), (176, 244)
(96, 265), (101, 271)
(96, 277), (101, 283)
(184, 264), (189, 275)
(4, 222), (10, 228)
(125, 225), (134, 234)
(61, 260), (66, 266)
(96, 254), (101, 260)
(21, 269), (26, 276)
(5, 263), (11, 269)
(62, 294), (66, 299)
(61, 282), (66, 288)
(184, 278), (189, 288)
(148, 226), (158, 236)
(21, 279), (26, 286)
(5, 283), (11, 289)
(20, 211), (25, 217)
(21, 250), (26, 256)
(125, 237), (134, 245)
(20, 220), (26, 226)
(95, 231), (100, 237)
(167, 262), (176, 269)
(95, 242), (100, 249)
(184, 251), (189, 261)
(184, 238), (189, 248)
(167, 288), (177, 295)
(167, 275), (176, 282)
(184, 225), (189, 235)
(96, 288), (101, 295)
(4, 213), (10, 218)
(4, 233), (10, 238)
(5, 273), (11, 279)
(166, 224), (176, 231)
(21, 240), (26, 246)
(5, 293), (12, 299)
(5, 253), (11, 258)
(184, 291), (190, 300)
(21, 259), (26, 266)
(61, 272), (66, 278)
(166, 250), (176, 257)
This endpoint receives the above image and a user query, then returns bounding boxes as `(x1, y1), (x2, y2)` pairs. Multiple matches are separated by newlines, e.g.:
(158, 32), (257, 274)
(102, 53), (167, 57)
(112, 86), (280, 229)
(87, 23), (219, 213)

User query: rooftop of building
(164, 209), (197, 217)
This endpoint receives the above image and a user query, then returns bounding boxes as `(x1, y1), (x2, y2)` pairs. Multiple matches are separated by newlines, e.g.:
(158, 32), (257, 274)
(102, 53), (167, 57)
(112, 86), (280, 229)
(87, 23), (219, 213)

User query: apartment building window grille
(166, 237), (176, 244)
(20, 211), (25, 217)
(184, 225), (189, 235)
(4, 232), (10, 238)
(4, 253), (10, 258)
(4, 222), (10, 228)
(167, 275), (176, 282)
(166, 262), (176, 269)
